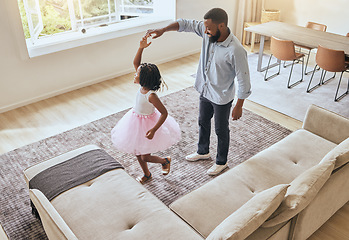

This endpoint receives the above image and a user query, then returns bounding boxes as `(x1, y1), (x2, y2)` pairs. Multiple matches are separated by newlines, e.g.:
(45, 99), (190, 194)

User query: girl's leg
(136, 155), (151, 176)
(141, 154), (171, 175)
(136, 155), (152, 184)
(141, 154), (166, 164)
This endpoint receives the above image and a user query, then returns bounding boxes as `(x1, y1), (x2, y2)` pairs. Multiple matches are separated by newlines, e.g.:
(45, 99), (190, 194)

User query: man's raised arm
(146, 21), (180, 39)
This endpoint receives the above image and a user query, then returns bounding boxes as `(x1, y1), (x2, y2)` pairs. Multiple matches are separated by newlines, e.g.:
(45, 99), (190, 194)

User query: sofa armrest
(302, 105), (349, 144)
(290, 163), (349, 240)
(30, 189), (78, 240)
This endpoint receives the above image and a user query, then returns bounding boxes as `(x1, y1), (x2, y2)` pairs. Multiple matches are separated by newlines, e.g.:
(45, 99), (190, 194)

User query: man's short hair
(204, 8), (228, 26)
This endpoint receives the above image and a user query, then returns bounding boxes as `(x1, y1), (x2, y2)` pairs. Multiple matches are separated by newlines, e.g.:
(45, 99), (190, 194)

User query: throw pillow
(206, 184), (289, 240)
(320, 137), (349, 170)
(263, 160), (335, 227)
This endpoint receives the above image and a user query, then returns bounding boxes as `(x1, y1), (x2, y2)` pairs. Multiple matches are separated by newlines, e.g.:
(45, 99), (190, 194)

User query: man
(146, 8), (251, 175)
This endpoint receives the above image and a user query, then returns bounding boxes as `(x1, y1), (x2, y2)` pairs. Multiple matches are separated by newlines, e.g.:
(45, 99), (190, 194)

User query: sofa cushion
(206, 184), (289, 240)
(263, 160), (335, 227)
(232, 129), (337, 189)
(169, 129), (335, 238)
(26, 145), (203, 240)
(50, 169), (203, 240)
(245, 222), (291, 240)
(320, 137), (349, 170)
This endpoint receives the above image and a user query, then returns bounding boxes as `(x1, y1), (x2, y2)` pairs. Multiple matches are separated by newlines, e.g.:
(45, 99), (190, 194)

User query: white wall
(265, 0), (349, 35)
(2, 0), (346, 113)
(0, 0), (237, 113)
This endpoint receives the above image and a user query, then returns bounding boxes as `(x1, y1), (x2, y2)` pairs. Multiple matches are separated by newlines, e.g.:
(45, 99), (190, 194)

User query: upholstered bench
(24, 145), (203, 240)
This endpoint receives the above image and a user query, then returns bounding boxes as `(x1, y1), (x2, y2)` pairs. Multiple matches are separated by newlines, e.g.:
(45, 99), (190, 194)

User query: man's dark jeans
(197, 96), (233, 165)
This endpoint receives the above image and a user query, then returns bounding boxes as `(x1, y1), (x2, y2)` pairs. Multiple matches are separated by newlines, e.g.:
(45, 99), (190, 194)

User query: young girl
(111, 36), (181, 184)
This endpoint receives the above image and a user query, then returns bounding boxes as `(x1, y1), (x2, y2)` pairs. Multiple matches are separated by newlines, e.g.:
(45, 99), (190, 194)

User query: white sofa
(24, 105), (349, 240)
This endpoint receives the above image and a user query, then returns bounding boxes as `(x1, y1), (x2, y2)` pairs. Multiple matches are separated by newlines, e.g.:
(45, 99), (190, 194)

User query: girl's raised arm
(133, 36), (151, 70)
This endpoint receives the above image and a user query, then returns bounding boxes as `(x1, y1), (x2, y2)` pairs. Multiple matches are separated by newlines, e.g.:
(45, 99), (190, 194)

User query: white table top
(245, 21), (349, 54)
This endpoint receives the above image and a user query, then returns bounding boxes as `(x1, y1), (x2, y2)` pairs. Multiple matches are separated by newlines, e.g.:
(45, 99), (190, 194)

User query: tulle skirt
(111, 109), (181, 155)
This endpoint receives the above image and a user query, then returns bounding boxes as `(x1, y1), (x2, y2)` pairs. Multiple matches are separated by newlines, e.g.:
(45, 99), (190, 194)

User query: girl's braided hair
(139, 63), (167, 91)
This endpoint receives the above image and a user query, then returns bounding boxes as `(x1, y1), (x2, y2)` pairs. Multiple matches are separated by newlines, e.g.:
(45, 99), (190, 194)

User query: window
(17, 0), (175, 57)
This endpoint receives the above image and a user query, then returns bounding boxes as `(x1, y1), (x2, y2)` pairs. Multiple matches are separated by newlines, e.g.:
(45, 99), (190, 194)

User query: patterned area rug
(0, 87), (292, 239)
(247, 53), (349, 121)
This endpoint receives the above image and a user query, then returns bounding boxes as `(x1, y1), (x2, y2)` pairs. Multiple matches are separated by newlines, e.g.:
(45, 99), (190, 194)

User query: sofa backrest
(303, 105), (349, 144)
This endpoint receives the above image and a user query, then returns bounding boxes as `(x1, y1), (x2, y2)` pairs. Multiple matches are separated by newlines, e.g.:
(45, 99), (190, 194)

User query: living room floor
(0, 43), (347, 239)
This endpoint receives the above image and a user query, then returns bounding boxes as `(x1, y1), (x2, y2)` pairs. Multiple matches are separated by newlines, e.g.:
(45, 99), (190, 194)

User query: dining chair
(307, 45), (349, 101)
(285, 22), (327, 75)
(264, 36), (305, 88)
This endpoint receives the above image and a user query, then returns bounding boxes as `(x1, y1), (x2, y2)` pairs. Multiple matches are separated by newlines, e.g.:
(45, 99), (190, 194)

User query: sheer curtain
(234, 0), (263, 44)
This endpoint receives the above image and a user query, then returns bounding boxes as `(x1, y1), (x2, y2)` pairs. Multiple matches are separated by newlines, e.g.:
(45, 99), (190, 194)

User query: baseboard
(0, 49), (200, 114)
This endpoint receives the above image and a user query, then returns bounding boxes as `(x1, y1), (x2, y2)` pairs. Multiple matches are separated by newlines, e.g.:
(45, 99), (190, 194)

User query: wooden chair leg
(251, 33), (256, 53)
(242, 24), (247, 46)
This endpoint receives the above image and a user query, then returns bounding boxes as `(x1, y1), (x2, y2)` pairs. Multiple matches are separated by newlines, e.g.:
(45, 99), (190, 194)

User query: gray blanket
(29, 149), (124, 201)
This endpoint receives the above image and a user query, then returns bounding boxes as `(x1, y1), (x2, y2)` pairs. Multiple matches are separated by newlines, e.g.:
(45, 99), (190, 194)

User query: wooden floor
(0, 44), (348, 239)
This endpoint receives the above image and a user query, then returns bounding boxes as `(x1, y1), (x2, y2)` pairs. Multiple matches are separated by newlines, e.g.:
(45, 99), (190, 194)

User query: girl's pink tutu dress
(111, 88), (181, 155)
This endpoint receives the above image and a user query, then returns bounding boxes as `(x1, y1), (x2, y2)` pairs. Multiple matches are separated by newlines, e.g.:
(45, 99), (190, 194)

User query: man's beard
(208, 29), (221, 43)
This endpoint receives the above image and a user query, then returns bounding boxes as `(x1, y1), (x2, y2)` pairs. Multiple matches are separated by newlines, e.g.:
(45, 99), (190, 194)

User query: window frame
(17, 0), (175, 58)
(22, 0), (43, 45)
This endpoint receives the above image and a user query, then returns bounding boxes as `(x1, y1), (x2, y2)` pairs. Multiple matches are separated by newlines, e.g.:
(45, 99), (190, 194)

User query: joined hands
(140, 36), (152, 49)
(145, 28), (165, 39)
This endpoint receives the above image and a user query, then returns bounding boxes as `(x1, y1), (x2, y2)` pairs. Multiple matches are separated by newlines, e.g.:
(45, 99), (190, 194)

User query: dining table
(244, 21), (349, 72)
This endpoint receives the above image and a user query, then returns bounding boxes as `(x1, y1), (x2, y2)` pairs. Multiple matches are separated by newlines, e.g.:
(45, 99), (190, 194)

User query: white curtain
(234, 0), (263, 44)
